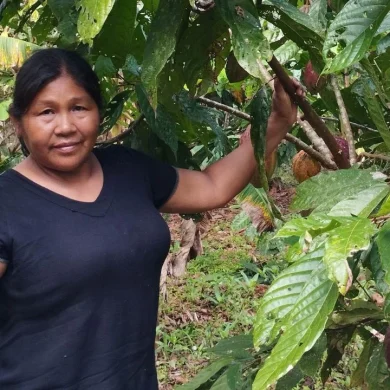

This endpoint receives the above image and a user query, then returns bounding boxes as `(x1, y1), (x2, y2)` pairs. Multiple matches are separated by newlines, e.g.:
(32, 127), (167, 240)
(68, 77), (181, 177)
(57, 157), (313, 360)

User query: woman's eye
(73, 106), (86, 112)
(40, 109), (54, 116)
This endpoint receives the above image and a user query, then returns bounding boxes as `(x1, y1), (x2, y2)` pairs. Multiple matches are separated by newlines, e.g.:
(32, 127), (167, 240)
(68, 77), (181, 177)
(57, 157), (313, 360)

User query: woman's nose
(54, 113), (76, 135)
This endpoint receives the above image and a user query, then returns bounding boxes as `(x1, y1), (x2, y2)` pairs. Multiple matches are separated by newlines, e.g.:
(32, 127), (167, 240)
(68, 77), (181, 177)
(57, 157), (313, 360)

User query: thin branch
(267, 56), (350, 169)
(360, 151), (390, 162)
(320, 116), (377, 133)
(96, 114), (145, 146)
(297, 117), (337, 169)
(197, 95), (336, 170)
(331, 75), (357, 164)
(285, 133), (336, 170)
(196, 96), (252, 121)
(15, 0), (44, 33)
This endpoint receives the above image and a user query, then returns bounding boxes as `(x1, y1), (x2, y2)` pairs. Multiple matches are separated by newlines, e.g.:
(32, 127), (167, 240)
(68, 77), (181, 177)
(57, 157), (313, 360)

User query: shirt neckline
(4, 148), (112, 217)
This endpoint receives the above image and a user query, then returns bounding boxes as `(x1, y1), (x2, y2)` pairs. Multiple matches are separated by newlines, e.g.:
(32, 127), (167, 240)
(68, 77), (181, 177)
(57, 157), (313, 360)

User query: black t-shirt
(0, 145), (178, 390)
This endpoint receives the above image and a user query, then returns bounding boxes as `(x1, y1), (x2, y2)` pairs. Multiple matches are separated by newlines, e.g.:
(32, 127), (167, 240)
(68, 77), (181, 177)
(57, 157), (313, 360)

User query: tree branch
(267, 56), (350, 169)
(320, 117), (377, 133)
(297, 117), (337, 169)
(15, 0), (44, 33)
(96, 114), (145, 146)
(360, 151), (390, 162)
(197, 95), (336, 169)
(331, 75), (357, 164)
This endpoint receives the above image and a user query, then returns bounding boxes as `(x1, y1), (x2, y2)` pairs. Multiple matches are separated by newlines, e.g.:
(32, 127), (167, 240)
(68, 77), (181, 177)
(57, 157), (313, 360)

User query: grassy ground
(157, 173), (365, 389)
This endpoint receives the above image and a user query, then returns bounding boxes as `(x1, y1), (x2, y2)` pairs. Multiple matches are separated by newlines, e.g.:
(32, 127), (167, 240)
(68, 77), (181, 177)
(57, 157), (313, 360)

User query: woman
(0, 48), (302, 389)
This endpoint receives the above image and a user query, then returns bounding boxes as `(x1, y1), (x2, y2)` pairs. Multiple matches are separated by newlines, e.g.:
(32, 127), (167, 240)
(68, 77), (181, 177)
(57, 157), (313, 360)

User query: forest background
(1, 0), (390, 389)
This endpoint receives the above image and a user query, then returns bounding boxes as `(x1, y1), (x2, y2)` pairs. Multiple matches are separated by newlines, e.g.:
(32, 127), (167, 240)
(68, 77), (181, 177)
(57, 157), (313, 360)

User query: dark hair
(9, 48), (103, 120)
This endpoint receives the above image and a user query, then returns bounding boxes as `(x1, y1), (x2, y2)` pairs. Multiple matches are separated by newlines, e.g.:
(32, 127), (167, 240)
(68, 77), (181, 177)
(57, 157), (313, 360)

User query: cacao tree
(1, 0), (390, 389)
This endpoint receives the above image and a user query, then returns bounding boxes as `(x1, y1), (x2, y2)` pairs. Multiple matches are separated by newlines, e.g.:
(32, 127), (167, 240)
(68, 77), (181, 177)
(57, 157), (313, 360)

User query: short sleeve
(115, 145), (179, 209)
(0, 204), (11, 264)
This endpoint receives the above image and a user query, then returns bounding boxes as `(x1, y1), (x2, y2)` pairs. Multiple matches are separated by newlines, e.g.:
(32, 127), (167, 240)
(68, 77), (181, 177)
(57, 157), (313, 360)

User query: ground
(157, 180), (364, 390)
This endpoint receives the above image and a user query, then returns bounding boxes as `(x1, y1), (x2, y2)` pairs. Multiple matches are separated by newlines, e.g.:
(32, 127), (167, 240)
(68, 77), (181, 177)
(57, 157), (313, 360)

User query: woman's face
(15, 73), (100, 173)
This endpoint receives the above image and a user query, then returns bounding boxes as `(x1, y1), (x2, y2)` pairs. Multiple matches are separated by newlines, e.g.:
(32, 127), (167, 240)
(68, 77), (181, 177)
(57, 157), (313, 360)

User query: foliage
(1, 0), (390, 389)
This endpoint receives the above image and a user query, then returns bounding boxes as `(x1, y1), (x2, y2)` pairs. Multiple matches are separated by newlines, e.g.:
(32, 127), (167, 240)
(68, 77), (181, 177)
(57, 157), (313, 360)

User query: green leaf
(31, 5), (57, 44)
(216, 0), (272, 79)
(291, 169), (386, 213)
(143, 0), (159, 14)
(141, 0), (189, 109)
(324, 218), (376, 295)
(253, 262), (338, 390)
(376, 194), (390, 217)
(177, 357), (233, 390)
(276, 333), (327, 389)
(93, 0), (137, 67)
(351, 338), (377, 386)
(136, 85), (179, 156)
(99, 90), (131, 135)
(0, 36), (40, 70)
(308, 0), (327, 33)
(323, 0), (390, 73)
(376, 221), (390, 286)
(366, 242), (390, 295)
(276, 214), (340, 239)
(94, 55), (116, 80)
(331, 307), (382, 326)
(77, 0), (116, 42)
(261, 0), (324, 70)
(175, 9), (227, 94)
(209, 334), (253, 358)
(329, 184), (390, 218)
(250, 88), (271, 191)
(48, 0), (75, 20)
(365, 342), (390, 389)
(174, 91), (230, 156)
(253, 248), (323, 348)
(0, 98), (12, 121)
(274, 40), (300, 65)
(364, 81), (390, 151)
(226, 364), (243, 389)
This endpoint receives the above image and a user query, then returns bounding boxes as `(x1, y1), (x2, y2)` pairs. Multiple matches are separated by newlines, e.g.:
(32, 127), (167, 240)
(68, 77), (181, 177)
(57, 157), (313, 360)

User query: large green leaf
(308, 0), (327, 34)
(175, 9), (227, 94)
(253, 262), (338, 390)
(93, 0), (137, 67)
(276, 214), (340, 239)
(276, 333), (327, 389)
(328, 184), (390, 218)
(141, 0), (189, 109)
(291, 169), (386, 213)
(209, 334), (253, 360)
(376, 221), (390, 286)
(136, 85), (179, 156)
(364, 81), (390, 151)
(77, 0), (116, 42)
(260, 0), (324, 70)
(174, 91), (230, 156)
(250, 88), (271, 191)
(177, 357), (233, 390)
(324, 218), (376, 295)
(0, 36), (40, 70)
(274, 40), (300, 65)
(253, 249), (324, 348)
(323, 0), (390, 73)
(216, 0), (272, 80)
(365, 343), (390, 389)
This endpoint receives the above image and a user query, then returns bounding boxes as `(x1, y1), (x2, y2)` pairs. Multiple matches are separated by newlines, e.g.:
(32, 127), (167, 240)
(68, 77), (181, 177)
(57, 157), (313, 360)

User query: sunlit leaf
(77, 0), (116, 42)
(0, 36), (39, 70)
(253, 262), (338, 390)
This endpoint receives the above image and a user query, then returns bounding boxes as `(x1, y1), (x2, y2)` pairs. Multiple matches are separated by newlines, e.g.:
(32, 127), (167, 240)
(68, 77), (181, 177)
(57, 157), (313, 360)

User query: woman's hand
(270, 78), (305, 128)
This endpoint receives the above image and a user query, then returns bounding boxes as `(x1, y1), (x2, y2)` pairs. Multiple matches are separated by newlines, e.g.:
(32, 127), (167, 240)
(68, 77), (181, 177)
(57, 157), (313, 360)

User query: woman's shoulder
(94, 144), (153, 166)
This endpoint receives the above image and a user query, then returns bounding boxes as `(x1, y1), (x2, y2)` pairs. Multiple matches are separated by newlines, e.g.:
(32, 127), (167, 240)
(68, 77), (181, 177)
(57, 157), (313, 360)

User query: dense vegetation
(1, 0), (390, 389)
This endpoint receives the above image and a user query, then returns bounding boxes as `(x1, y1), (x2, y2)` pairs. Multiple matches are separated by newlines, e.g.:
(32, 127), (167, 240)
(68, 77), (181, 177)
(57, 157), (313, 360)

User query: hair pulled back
(9, 48), (103, 120)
